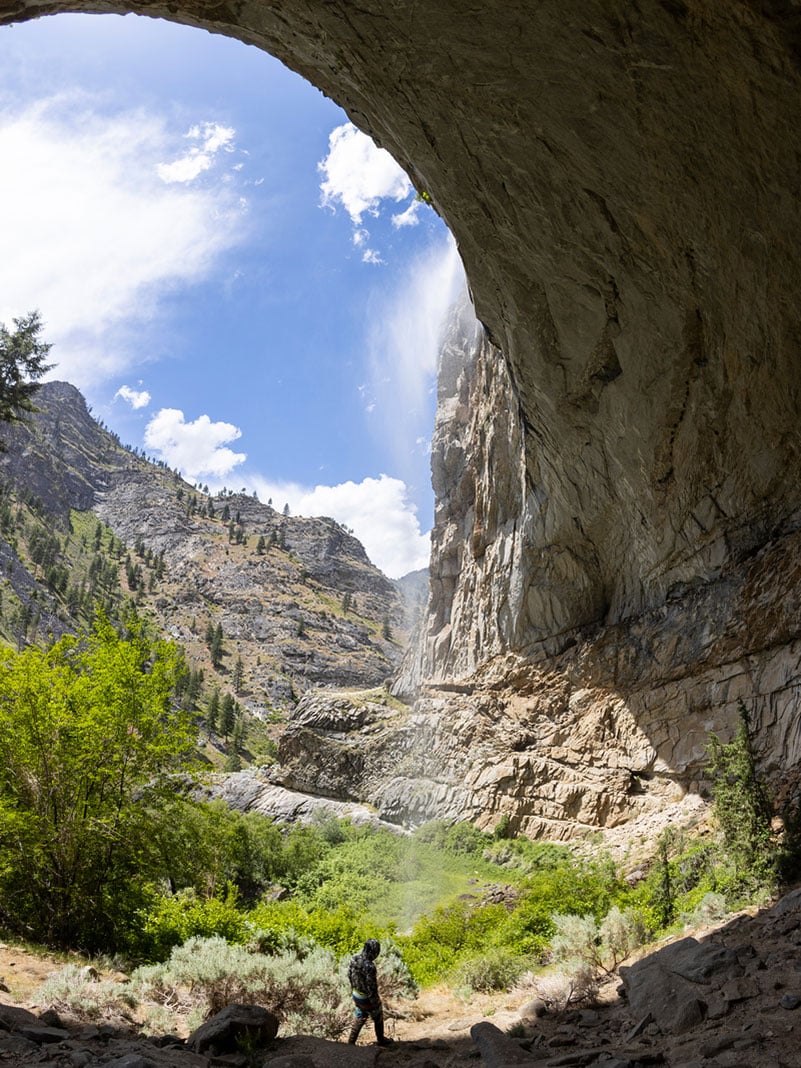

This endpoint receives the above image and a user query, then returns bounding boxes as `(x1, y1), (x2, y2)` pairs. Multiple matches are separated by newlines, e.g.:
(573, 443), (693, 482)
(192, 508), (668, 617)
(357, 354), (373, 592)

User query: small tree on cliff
(706, 702), (775, 891)
(0, 310), (52, 445)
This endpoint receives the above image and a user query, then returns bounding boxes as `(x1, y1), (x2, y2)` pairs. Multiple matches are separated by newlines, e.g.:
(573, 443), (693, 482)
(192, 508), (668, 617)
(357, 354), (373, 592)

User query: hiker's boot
(348, 1019), (365, 1045)
(374, 1014), (395, 1047)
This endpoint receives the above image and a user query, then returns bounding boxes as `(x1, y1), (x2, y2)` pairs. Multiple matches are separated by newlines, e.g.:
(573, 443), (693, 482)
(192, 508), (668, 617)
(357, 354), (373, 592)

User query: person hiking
(347, 938), (394, 1046)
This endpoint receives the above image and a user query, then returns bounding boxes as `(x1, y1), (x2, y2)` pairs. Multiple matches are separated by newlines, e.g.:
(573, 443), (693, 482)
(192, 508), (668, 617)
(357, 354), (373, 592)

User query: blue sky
(0, 13), (466, 577)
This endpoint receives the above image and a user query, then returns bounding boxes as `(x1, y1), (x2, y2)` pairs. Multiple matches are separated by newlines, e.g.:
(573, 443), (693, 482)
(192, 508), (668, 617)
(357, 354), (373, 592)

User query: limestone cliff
(4, 0), (801, 835)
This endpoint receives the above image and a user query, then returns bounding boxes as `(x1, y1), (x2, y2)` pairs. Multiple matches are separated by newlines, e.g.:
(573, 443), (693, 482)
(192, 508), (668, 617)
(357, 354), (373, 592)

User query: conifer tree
(0, 310), (52, 444)
(206, 687), (220, 733)
(220, 692), (236, 738)
(210, 623), (224, 669)
(233, 655), (244, 695)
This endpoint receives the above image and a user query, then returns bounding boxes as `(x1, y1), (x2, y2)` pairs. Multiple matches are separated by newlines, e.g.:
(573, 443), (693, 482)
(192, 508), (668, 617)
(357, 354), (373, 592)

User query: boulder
(187, 1004), (279, 1054)
(620, 937), (741, 1035)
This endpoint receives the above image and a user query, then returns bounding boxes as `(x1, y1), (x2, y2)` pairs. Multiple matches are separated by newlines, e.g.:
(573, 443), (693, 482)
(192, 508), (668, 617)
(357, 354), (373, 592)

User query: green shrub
(137, 885), (250, 961)
(249, 900), (378, 958)
(483, 838), (573, 874)
(0, 614), (193, 952)
(451, 947), (527, 992)
(412, 820), (491, 857)
(398, 901), (509, 985)
(132, 935), (349, 1037)
(36, 965), (137, 1020)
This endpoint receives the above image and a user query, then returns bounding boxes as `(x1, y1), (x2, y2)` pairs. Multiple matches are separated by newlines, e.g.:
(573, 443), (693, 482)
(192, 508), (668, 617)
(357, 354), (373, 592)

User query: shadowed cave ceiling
(4, 0), (801, 833)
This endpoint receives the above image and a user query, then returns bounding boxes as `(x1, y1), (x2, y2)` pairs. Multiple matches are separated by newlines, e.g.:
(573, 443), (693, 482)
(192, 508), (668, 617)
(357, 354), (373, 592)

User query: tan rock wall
(6, 0), (801, 829)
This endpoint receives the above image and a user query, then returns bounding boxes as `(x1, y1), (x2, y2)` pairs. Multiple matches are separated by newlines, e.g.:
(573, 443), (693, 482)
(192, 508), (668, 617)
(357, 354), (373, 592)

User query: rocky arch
(4, 0), (801, 830)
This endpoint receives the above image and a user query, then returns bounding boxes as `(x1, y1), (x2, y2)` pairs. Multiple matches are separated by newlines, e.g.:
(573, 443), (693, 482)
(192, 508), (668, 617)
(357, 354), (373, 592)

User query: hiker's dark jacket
(348, 950), (379, 1002)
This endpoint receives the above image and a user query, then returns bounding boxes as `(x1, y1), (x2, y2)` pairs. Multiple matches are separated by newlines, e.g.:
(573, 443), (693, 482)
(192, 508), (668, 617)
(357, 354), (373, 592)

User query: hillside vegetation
(0, 381), (422, 769)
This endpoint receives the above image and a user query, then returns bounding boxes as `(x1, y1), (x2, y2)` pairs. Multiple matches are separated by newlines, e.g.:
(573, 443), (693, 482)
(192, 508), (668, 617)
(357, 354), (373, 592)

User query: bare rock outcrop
(5, 2), (801, 832)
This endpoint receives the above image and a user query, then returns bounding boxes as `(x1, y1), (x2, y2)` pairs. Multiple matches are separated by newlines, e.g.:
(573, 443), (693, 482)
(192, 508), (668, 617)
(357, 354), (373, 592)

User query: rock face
(0, 382), (408, 706)
(4, 2), (801, 831)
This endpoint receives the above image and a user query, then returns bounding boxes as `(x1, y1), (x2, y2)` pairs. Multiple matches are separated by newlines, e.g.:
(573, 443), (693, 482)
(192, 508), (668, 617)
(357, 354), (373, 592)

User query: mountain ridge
(0, 381), (424, 723)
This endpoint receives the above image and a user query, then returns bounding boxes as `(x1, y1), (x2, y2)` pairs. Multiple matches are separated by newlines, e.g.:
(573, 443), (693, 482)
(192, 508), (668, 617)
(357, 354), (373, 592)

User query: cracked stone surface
(4, 1), (801, 827)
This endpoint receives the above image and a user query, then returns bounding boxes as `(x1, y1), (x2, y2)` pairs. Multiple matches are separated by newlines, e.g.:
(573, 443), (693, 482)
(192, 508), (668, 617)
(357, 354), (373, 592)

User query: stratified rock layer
(5, 1), (801, 830)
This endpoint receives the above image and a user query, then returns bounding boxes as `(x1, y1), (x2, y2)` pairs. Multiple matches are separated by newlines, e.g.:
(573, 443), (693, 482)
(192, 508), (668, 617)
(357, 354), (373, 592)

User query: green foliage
(413, 819), (492, 856)
(133, 935), (348, 1036)
(451, 947), (526, 993)
(250, 899), (377, 958)
(136, 885), (250, 961)
(493, 813), (514, 840)
(146, 801), (285, 906)
(549, 906), (645, 974)
(483, 837), (573, 873)
(0, 613), (193, 950)
(399, 901), (509, 985)
(36, 965), (138, 1021)
(0, 310), (52, 440)
(707, 703), (776, 892)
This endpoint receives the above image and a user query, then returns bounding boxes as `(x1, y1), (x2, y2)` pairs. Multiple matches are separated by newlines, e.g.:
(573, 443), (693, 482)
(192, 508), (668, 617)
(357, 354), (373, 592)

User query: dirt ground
(0, 941), (72, 1005)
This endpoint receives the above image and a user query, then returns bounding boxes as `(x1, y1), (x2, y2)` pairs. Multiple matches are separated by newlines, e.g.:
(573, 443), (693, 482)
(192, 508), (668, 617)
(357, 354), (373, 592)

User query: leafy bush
(136, 885), (251, 961)
(549, 907), (644, 974)
(598, 906), (646, 967)
(0, 614), (193, 951)
(680, 890), (729, 927)
(398, 901), (509, 985)
(483, 838), (573, 875)
(249, 900), (379, 958)
(533, 960), (599, 1011)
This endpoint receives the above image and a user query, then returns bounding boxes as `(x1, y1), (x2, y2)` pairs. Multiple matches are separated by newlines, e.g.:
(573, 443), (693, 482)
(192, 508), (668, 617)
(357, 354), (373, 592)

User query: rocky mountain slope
(0, 382), (417, 717)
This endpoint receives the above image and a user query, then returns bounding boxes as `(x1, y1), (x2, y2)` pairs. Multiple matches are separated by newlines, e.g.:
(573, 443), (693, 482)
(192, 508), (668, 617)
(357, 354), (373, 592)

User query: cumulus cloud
(114, 384), (151, 410)
(318, 122), (423, 262)
(144, 408), (246, 479)
(0, 95), (247, 389)
(247, 473), (430, 579)
(392, 200), (423, 228)
(157, 121), (235, 184)
(319, 122), (412, 224)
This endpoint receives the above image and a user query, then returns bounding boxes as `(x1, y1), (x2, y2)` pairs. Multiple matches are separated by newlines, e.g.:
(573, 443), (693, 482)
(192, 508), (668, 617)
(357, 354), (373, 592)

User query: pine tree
(220, 693), (236, 738)
(256, 535), (266, 554)
(206, 688), (220, 733)
(0, 310), (52, 444)
(232, 656), (244, 695)
(210, 623), (224, 669)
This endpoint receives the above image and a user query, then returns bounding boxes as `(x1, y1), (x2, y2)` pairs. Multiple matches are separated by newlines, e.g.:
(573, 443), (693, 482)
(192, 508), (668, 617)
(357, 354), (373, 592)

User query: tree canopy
(0, 310), (52, 435)
(0, 613), (194, 949)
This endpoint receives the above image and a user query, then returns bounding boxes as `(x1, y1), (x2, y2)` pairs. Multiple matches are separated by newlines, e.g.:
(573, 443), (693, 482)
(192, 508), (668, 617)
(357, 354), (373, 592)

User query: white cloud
(157, 121), (235, 184)
(144, 408), (246, 479)
(319, 122), (412, 224)
(0, 95), (247, 390)
(362, 249), (383, 265)
(114, 384), (151, 410)
(392, 200), (423, 228)
(246, 473), (430, 579)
